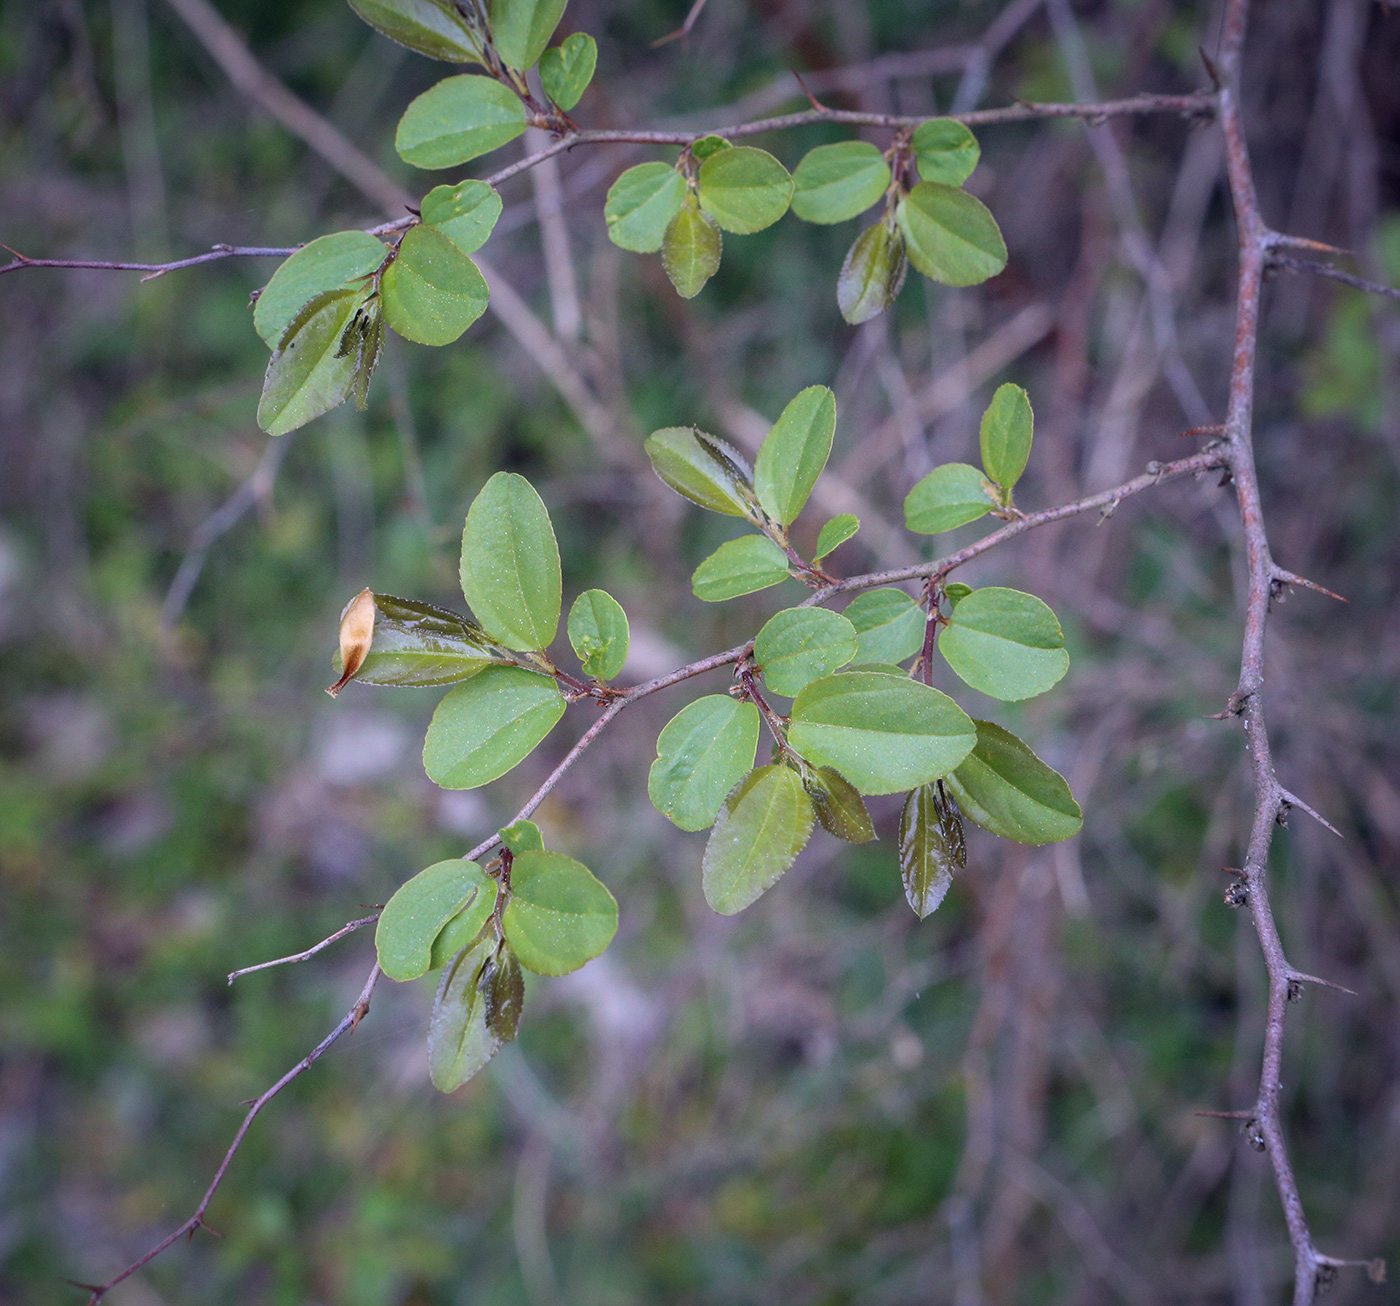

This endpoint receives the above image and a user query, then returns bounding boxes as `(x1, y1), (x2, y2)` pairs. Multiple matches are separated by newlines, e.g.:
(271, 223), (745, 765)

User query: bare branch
(1271, 252), (1400, 302)
(227, 914), (380, 985)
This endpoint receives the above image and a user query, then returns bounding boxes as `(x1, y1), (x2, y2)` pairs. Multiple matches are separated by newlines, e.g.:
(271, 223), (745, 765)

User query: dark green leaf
(648, 696), (760, 832)
(489, 0), (565, 70)
(332, 593), (505, 688)
(938, 586), (1069, 701)
(787, 672), (976, 795)
(697, 146), (793, 234)
(423, 666), (565, 788)
(604, 162), (686, 253)
(805, 766), (875, 843)
(903, 462), (997, 534)
(395, 75), (527, 169)
(702, 765), (814, 914)
(421, 180), (503, 254)
(376, 858), (492, 981)
(979, 383), (1033, 492)
(347, 0), (484, 63)
(539, 31), (595, 110)
(254, 232), (385, 348)
(644, 426), (758, 519)
(754, 606), (857, 697)
(459, 471), (562, 651)
(381, 224), (489, 345)
(662, 202), (723, 299)
(502, 850), (618, 975)
(899, 783), (963, 919)
(912, 118), (980, 186)
(753, 385), (837, 526)
(428, 938), (507, 1091)
(838, 220), (908, 324)
(946, 720), (1082, 843)
(896, 182), (1007, 287)
(691, 535), (791, 601)
(843, 587), (925, 665)
(813, 514), (859, 562)
(791, 141), (891, 224)
(499, 819), (544, 855)
(567, 589), (629, 680)
(257, 289), (360, 436)
(484, 947), (525, 1040)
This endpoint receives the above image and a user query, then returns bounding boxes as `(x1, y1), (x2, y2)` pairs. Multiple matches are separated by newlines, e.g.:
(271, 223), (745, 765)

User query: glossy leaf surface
(912, 118), (980, 185)
(903, 462), (996, 534)
(753, 385), (837, 526)
(702, 766), (814, 914)
(844, 587), (925, 666)
(428, 938), (505, 1091)
(257, 290), (359, 436)
(567, 589), (629, 680)
(423, 666), (565, 788)
(489, 0), (565, 70)
(899, 784), (963, 919)
(691, 535), (791, 602)
(254, 232), (385, 347)
(381, 224), (489, 345)
(938, 587), (1069, 701)
(754, 606), (857, 697)
(896, 182), (1007, 287)
(791, 141), (891, 224)
(377, 859), (490, 981)
(946, 720), (1082, 843)
(341, 593), (504, 687)
(348, 0), (483, 63)
(697, 147), (793, 234)
(421, 179), (503, 254)
(540, 31), (596, 110)
(644, 427), (756, 519)
(502, 850), (618, 975)
(787, 672), (976, 795)
(604, 163), (686, 253)
(428, 886), (497, 971)
(395, 75), (527, 169)
(979, 383), (1033, 492)
(648, 696), (760, 832)
(838, 221), (908, 324)
(806, 766), (875, 843)
(662, 203), (722, 299)
(813, 514), (859, 561)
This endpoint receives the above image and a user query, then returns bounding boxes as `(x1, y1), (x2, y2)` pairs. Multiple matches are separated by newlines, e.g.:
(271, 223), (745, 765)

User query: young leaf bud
(327, 587), (376, 697)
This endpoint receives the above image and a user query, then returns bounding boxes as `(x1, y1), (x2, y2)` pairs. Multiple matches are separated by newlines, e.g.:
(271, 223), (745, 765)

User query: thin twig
(1271, 252), (1400, 302)
(0, 243), (293, 280)
(227, 914), (380, 984)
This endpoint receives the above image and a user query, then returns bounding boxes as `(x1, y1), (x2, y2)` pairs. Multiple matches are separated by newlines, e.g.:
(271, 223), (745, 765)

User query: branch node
(1243, 1118), (1267, 1152)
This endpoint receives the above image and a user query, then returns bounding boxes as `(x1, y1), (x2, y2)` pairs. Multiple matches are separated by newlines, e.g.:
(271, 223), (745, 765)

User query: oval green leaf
(501, 849), (618, 975)
(754, 606), (857, 698)
(896, 182), (1007, 287)
(428, 938), (507, 1091)
(459, 471), (562, 651)
(499, 818), (545, 856)
(648, 696), (760, 832)
(381, 224), (489, 346)
(604, 162), (686, 253)
(662, 202), (723, 299)
(644, 426), (757, 519)
(843, 587), (925, 665)
(421, 179), (503, 254)
(702, 765), (814, 915)
(791, 141), (891, 225)
(376, 858), (491, 982)
(912, 118), (980, 186)
(838, 220), (909, 324)
(813, 514), (859, 562)
(254, 232), (386, 348)
(787, 671), (976, 795)
(423, 665), (565, 788)
(806, 766), (875, 843)
(340, 593), (506, 687)
(691, 535), (791, 602)
(257, 289), (360, 436)
(903, 462), (997, 534)
(938, 586), (1069, 701)
(946, 720), (1082, 844)
(899, 783), (964, 919)
(979, 382), (1033, 493)
(567, 588), (630, 680)
(540, 31), (596, 110)
(348, 0), (484, 63)
(395, 74), (527, 169)
(489, 0), (565, 70)
(697, 146), (793, 234)
(753, 384), (836, 526)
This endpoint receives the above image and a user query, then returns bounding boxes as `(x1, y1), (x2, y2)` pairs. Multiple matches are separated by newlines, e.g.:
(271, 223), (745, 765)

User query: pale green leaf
(903, 462), (997, 534)
(648, 696), (760, 832)
(376, 858), (491, 981)
(423, 666), (565, 788)
(690, 135), (731, 160)
(896, 182), (1007, 287)
(702, 765), (814, 914)
(912, 118), (980, 186)
(428, 938), (507, 1090)
(459, 471), (562, 651)
(979, 383), (1033, 492)
(567, 589), (629, 680)
(812, 514), (859, 562)
(499, 818), (544, 855)
(899, 783), (964, 919)
(843, 587), (925, 665)
(429, 885), (498, 970)
(395, 74), (527, 169)
(604, 162), (686, 253)
(838, 220), (908, 324)
(348, 0), (484, 63)
(381, 224), (489, 346)
(697, 147), (793, 234)
(489, 0), (565, 70)
(254, 232), (385, 348)
(539, 31), (596, 110)
(938, 586), (1069, 701)
(787, 672), (976, 795)
(502, 849), (618, 975)
(753, 385), (836, 526)
(421, 179), (503, 254)
(754, 606), (857, 697)
(691, 535), (791, 602)
(946, 719), (1082, 843)
(791, 141), (891, 224)
(662, 202), (722, 299)
(257, 289), (359, 436)
(644, 426), (757, 519)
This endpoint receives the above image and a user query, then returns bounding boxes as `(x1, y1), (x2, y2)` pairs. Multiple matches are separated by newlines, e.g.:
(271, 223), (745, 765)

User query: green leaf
(428, 884), (498, 970)
(421, 180), (503, 254)
(787, 672), (976, 795)
(347, 0), (484, 64)
(903, 462), (997, 534)
(691, 535), (791, 602)
(838, 220), (908, 324)
(459, 471), (562, 651)
(912, 119), (980, 186)
(899, 783), (964, 919)
(945, 581), (973, 605)
(423, 666), (566, 788)
(539, 31), (595, 110)
(499, 819), (544, 855)
(697, 146), (793, 234)
(947, 720), (1082, 844)
(339, 593), (506, 687)
(428, 938), (508, 1091)
(395, 75), (527, 169)
(501, 849), (618, 975)
(813, 514), (859, 562)
(753, 385), (837, 526)
(662, 202), (723, 299)
(254, 232), (385, 348)
(489, 0), (565, 70)
(483, 947), (525, 1041)
(805, 766), (875, 843)
(648, 696), (760, 832)
(896, 182), (1007, 287)
(754, 606), (857, 697)
(691, 134), (731, 160)
(791, 141), (891, 225)
(843, 587), (925, 665)
(604, 162), (686, 253)
(938, 586), (1069, 701)
(376, 858), (491, 981)
(257, 290), (360, 436)
(644, 426), (758, 520)
(381, 224), (489, 346)
(702, 765), (814, 914)
(567, 589), (630, 680)
(979, 383), (1033, 492)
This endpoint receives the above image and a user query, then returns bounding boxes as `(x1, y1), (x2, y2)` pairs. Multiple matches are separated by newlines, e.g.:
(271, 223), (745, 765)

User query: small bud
(1243, 1119), (1266, 1152)
(1287, 980), (1304, 1003)
(1224, 879), (1248, 908)
(326, 588), (376, 697)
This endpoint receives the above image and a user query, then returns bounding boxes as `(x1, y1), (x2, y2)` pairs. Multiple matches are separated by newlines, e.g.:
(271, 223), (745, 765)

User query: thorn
(1279, 788), (1344, 838)
(1287, 970), (1358, 997)
(1195, 1107), (1255, 1119)
(1007, 93), (1036, 109)
(349, 998), (371, 1033)
(192, 1215), (223, 1239)
(1180, 423), (1226, 439)
(1198, 47), (1222, 89)
(1271, 567), (1347, 603)
(61, 1280), (105, 1294)
(792, 71), (828, 113)
(1269, 232), (1350, 256)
